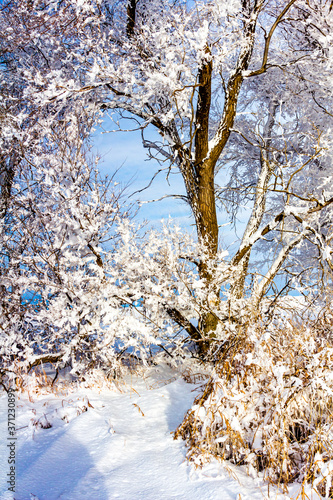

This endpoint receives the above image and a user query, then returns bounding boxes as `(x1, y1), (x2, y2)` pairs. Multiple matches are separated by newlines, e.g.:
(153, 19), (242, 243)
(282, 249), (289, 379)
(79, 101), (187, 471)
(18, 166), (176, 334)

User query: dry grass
(175, 309), (333, 498)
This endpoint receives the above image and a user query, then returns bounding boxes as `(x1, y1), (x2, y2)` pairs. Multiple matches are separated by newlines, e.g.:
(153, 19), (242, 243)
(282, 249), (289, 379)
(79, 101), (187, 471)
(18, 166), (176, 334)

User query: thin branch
(246, 0), (298, 78)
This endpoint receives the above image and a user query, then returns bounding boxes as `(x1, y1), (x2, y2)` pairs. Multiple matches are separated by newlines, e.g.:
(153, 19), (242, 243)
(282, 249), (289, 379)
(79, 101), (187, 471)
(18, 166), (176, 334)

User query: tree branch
(195, 46), (212, 165)
(165, 306), (202, 342)
(206, 1), (264, 170)
(251, 232), (305, 307)
(245, 0), (298, 78)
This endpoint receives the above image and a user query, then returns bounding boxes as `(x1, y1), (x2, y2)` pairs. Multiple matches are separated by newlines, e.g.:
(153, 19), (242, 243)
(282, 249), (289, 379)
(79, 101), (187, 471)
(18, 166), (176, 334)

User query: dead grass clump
(175, 316), (333, 497)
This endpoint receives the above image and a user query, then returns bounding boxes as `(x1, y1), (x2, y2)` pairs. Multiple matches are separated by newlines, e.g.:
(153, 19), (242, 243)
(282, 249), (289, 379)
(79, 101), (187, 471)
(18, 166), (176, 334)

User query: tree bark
(191, 49), (219, 353)
(126, 0), (137, 38)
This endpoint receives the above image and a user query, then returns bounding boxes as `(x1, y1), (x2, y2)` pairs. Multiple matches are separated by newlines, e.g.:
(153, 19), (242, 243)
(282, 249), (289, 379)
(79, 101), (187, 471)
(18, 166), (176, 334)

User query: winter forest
(1, 0), (333, 498)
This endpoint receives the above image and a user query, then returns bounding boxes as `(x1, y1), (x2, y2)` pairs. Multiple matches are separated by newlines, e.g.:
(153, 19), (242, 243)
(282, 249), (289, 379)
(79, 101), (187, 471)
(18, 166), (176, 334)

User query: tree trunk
(192, 50), (220, 354)
(126, 0), (136, 38)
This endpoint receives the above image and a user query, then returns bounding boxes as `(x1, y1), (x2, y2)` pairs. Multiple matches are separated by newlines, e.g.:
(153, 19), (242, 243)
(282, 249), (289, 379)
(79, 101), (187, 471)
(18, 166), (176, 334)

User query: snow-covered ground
(0, 364), (320, 500)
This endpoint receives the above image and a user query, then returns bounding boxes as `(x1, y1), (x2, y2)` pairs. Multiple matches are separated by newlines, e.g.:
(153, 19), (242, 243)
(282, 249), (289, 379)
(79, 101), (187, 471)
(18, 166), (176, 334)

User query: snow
(0, 366), (320, 500)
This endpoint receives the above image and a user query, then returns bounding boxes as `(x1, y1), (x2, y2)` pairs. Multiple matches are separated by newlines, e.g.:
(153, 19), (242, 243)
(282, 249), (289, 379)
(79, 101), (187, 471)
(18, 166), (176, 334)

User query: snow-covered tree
(1, 0), (333, 357)
(2, 2), (333, 491)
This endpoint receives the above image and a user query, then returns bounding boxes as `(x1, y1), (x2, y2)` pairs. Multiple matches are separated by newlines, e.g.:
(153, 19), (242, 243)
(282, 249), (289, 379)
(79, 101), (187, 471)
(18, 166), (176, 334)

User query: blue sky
(93, 124), (191, 226)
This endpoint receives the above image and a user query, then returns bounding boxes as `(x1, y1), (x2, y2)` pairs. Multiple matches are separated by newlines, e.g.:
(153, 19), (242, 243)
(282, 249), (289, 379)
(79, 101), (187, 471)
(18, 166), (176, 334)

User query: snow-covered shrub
(0, 162), (157, 383)
(0, 106), (162, 382)
(175, 309), (333, 496)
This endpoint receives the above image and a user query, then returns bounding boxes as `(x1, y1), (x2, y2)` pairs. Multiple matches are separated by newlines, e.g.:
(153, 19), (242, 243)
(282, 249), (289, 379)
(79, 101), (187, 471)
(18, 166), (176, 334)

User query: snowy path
(0, 370), (304, 500)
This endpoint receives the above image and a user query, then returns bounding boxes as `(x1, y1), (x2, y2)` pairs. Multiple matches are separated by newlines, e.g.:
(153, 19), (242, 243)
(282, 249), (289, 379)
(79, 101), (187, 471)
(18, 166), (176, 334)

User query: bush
(175, 306), (333, 497)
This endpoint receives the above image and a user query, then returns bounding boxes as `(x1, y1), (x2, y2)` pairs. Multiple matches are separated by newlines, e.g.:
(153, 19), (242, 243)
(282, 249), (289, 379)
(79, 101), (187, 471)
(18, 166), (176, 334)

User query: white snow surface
(0, 365), (320, 500)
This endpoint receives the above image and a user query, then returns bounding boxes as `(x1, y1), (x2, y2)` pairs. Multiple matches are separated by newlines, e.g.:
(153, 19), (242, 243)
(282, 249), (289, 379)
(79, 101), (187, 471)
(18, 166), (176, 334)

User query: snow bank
(0, 366), (304, 500)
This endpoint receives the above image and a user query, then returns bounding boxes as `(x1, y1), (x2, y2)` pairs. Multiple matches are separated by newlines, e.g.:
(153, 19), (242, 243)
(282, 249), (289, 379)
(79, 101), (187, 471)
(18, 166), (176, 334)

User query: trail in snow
(0, 366), (318, 500)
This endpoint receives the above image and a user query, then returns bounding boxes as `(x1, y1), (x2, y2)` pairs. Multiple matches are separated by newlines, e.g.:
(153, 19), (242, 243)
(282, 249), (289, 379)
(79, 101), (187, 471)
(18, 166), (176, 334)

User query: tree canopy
(1, 0), (333, 358)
